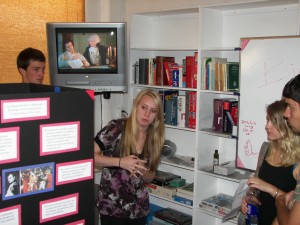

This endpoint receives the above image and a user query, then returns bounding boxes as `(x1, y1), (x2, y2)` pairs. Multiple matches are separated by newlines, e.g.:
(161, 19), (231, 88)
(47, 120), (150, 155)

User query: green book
(227, 62), (239, 91)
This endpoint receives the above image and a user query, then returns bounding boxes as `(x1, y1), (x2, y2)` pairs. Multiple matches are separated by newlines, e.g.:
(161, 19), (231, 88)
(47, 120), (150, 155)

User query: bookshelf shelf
(149, 193), (193, 209)
(127, 1), (300, 224)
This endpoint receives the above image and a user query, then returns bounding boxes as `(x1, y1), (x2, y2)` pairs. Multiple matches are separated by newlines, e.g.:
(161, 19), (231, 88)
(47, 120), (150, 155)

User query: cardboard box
(214, 161), (235, 176)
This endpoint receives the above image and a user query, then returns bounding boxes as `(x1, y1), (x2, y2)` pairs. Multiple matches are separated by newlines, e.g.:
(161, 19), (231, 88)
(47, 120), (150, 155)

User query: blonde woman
(240, 100), (300, 225)
(94, 89), (165, 225)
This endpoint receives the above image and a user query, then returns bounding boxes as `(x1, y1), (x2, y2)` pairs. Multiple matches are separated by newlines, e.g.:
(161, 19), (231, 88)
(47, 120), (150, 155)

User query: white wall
(85, 0), (128, 135)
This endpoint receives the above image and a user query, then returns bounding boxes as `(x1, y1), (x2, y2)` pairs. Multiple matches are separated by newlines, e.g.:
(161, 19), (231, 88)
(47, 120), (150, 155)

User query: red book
(188, 91), (197, 129)
(156, 56), (175, 86)
(185, 56), (194, 88)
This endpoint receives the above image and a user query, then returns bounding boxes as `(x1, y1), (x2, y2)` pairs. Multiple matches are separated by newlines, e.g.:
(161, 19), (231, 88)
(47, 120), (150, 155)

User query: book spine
(156, 56), (163, 86)
(163, 62), (173, 86)
(172, 68), (180, 87)
(173, 195), (193, 206)
(227, 62), (239, 91)
(191, 52), (198, 88)
(162, 57), (175, 86)
(182, 59), (186, 88)
(213, 99), (224, 132)
(188, 92), (196, 129)
(177, 95), (186, 127)
(185, 56), (194, 88)
(223, 100), (238, 133)
(139, 58), (147, 84)
(185, 91), (190, 128)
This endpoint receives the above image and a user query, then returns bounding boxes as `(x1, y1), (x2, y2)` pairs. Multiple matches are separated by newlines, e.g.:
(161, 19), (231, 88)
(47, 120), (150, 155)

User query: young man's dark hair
(16, 48), (46, 84)
(17, 47), (46, 70)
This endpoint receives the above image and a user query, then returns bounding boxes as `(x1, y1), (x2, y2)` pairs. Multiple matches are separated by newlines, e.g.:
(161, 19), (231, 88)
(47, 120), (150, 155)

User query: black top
(258, 153), (296, 225)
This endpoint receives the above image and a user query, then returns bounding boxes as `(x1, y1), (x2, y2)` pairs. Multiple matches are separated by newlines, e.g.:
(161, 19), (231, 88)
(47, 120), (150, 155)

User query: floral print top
(94, 118), (150, 218)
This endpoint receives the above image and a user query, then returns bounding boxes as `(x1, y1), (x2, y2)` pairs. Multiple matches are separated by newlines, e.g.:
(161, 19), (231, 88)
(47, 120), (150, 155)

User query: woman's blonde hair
(121, 89), (165, 171)
(267, 100), (300, 166)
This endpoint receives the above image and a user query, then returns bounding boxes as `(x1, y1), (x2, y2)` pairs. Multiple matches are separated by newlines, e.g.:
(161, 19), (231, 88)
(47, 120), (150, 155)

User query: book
(139, 58), (148, 84)
(134, 61), (139, 84)
(165, 95), (178, 126)
(152, 216), (175, 225)
(176, 183), (194, 198)
(177, 93), (186, 127)
(152, 170), (181, 186)
(159, 90), (179, 124)
(181, 59), (186, 88)
(173, 195), (193, 206)
(185, 56), (194, 88)
(148, 58), (156, 85)
(154, 208), (192, 225)
(191, 52), (198, 88)
(199, 193), (234, 217)
(156, 56), (175, 86)
(222, 99), (238, 133)
(213, 98), (234, 132)
(227, 62), (239, 91)
(188, 92), (196, 129)
(213, 58), (227, 91)
(146, 183), (177, 200)
(68, 59), (84, 68)
(184, 91), (190, 128)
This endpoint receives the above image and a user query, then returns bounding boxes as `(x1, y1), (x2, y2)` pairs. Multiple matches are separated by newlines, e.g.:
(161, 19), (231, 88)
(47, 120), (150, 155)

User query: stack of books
(173, 183), (194, 206)
(146, 170), (181, 200)
(151, 207), (192, 225)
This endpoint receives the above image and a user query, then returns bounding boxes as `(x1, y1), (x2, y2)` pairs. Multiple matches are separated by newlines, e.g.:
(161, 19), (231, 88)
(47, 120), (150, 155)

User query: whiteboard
(237, 36), (300, 171)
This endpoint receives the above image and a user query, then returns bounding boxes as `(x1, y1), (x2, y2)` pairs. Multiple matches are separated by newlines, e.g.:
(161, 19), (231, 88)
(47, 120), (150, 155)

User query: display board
(237, 36), (300, 171)
(0, 83), (95, 225)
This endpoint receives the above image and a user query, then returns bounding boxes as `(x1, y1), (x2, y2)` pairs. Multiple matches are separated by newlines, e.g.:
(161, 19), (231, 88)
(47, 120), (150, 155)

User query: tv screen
(46, 22), (127, 93)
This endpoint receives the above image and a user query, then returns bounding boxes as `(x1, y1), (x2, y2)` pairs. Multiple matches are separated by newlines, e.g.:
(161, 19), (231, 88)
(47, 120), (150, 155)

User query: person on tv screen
(58, 40), (90, 69)
(83, 33), (108, 66)
(17, 47), (46, 84)
(94, 89), (165, 225)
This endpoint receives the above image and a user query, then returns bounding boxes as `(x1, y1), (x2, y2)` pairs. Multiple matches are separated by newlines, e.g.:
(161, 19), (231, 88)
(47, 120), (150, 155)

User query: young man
(17, 48), (46, 84)
(275, 73), (300, 225)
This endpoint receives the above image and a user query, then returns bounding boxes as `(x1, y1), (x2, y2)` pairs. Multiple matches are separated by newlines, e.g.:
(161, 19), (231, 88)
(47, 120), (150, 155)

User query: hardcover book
(154, 208), (192, 225)
(146, 183), (177, 200)
(176, 183), (194, 197)
(173, 195), (193, 206)
(177, 94), (186, 127)
(199, 193), (234, 217)
(152, 170), (181, 186)
(213, 98), (224, 132)
(222, 99), (238, 133)
(139, 58), (148, 84)
(159, 90), (179, 124)
(156, 56), (175, 86)
(185, 56), (194, 88)
(227, 62), (239, 91)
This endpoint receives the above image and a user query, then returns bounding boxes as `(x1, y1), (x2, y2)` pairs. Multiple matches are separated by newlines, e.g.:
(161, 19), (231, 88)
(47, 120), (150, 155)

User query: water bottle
(245, 187), (259, 225)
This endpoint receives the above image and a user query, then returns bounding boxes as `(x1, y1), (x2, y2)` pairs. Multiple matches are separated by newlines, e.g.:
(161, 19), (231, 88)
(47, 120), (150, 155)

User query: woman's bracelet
(119, 157), (121, 167)
(274, 188), (279, 198)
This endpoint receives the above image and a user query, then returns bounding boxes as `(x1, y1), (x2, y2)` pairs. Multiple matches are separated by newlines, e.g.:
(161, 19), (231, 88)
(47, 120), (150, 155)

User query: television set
(46, 22), (127, 95)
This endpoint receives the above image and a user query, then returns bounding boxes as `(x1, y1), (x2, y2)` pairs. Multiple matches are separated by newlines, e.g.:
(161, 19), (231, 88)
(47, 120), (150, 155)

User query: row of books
(213, 98), (238, 134)
(159, 90), (196, 129)
(135, 53), (198, 88)
(146, 170), (194, 206)
(149, 207), (192, 225)
(201, 57), (239, 92)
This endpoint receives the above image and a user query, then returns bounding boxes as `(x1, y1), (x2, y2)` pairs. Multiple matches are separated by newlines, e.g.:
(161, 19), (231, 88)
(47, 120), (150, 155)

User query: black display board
(0, 83), (95, 225)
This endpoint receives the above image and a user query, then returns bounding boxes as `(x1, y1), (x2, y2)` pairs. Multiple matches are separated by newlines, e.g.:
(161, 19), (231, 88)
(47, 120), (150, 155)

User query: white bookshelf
(127, 1), (300, 224)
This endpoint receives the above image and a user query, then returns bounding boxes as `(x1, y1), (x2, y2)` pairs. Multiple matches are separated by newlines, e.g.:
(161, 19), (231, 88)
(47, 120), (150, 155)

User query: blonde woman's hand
(120, 155), (147, 177)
